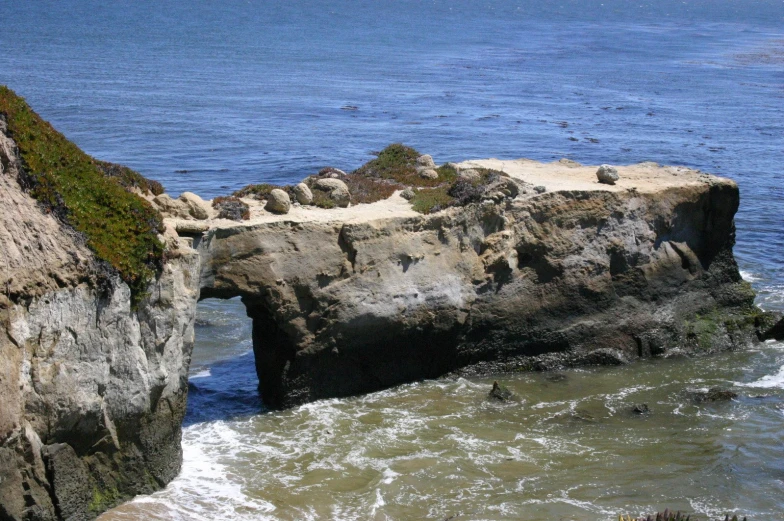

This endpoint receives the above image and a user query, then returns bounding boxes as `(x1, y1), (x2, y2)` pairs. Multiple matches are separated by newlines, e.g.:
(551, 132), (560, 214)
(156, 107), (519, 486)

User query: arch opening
(184, 297), (265, 426)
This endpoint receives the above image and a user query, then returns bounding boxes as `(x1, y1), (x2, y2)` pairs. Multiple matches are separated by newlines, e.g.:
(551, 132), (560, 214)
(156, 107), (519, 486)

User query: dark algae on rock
(0, 86), (164, 305)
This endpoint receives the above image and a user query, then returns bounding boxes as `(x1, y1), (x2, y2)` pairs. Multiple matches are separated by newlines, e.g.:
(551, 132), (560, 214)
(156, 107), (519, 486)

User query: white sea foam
(739, 365), (784, 389)
(189, 369), (211, 379)
(740, 269), (761, 282)
(124, 421), (276, 520)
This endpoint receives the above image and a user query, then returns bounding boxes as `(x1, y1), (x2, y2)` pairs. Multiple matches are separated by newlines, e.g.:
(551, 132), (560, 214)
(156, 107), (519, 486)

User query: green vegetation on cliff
(0, 86), (164, 304)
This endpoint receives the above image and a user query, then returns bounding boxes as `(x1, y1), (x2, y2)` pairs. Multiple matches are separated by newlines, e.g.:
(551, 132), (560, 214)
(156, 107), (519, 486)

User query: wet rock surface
(693, 387), (739, 403)
(488, 381), (514, 401)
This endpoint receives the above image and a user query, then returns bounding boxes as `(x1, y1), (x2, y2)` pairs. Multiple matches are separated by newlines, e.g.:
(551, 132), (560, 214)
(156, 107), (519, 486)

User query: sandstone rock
(597, 164), (619, 185)
(153, 193), (191, 219)
(416, 154), (436, 169)
(265, 188), (291, 214)
(179, 191), (212, 220)
(313, 178), (351, 207)
(174, 220), (210, 234)
(293, 183), (314, 205)
(419, 168), (439, 180)
(486, 177), (520, 199)
(1, 103), (766, 519)
(401, 188), (416, 200)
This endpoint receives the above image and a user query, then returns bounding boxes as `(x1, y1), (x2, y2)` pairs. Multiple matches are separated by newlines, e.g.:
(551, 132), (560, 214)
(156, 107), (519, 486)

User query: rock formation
(1, 97), (199, 520)
(196, 159), (765, 409)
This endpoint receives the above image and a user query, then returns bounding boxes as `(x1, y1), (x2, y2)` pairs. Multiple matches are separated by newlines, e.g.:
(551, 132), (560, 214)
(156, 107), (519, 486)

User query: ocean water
(1, 0), (783, 518)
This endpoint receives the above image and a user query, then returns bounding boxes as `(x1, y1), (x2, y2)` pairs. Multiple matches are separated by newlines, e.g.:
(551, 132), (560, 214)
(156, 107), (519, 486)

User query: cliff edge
(1, 91), (199, 520)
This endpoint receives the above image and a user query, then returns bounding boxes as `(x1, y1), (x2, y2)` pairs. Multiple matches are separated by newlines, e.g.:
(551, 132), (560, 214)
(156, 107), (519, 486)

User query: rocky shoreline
(1, 90), (780, 520)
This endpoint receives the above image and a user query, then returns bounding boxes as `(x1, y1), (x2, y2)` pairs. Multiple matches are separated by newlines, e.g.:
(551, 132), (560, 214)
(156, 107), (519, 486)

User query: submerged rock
(632, 403), (650, 414)
(693, 387), (738, 403)
(488, 381), (514, 401)
(596, 164), (619, 185)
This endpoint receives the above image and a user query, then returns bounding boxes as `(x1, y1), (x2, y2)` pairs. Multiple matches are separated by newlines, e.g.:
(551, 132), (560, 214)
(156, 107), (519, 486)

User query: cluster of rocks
(262, 169), (353, 215)
(416, 154), (439, 179)
(151, 191), (214, 220)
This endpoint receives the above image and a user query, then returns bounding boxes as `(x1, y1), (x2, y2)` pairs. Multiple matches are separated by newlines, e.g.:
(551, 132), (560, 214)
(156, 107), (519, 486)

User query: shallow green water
(102, 302), (784, 521)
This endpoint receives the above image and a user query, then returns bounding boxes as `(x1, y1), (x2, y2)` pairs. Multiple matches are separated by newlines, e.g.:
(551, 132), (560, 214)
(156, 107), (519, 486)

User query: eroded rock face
(197, 168), (760, 409)
(0, 127), (200, 520)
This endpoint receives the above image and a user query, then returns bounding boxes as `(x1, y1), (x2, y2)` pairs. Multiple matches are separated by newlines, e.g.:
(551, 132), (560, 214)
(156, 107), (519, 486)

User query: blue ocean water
(3, 2), (784, 518)
(1, 1), (781, 306)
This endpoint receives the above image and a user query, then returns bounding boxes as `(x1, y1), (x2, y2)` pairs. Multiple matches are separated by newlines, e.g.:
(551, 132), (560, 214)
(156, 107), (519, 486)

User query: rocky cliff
(1, 102), (199, 519)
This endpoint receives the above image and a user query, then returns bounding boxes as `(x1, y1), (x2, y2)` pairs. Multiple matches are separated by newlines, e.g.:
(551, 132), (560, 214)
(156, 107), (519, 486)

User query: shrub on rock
(212, 196), (250, 221)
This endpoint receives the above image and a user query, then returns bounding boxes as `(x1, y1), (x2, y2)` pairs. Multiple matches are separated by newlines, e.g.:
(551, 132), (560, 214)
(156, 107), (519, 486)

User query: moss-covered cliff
(0, 86), (164, 304)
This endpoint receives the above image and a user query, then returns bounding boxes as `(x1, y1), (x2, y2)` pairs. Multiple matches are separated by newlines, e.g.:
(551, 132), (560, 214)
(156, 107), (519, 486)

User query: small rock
(401, 188), (416, 200)
(313, 178), (351, 207)
(265, 188), (291, 214)
(693, 387), (738, 403)
(174, 220), (210, 234)
(319, 167), (347, 177)
(596, 164), (619, 185)
(458, 168), (481, 182)
(179, 191), (211, 220)
(486, 177), (520, 199)
(419, 168), (439, 180)
(488, 381), (513, 401)
(632, 403), (650, 414)
(534, 185), (547, 194)
(292, 183), (313, 205)
(153, 193), (191, 219)
(416, 154), (436, 169)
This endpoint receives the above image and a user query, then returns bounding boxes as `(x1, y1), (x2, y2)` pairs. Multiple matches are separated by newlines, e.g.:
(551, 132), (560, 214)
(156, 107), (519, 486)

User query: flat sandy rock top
(186, 159), (727, 230)
(465, 158), (721, 194)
